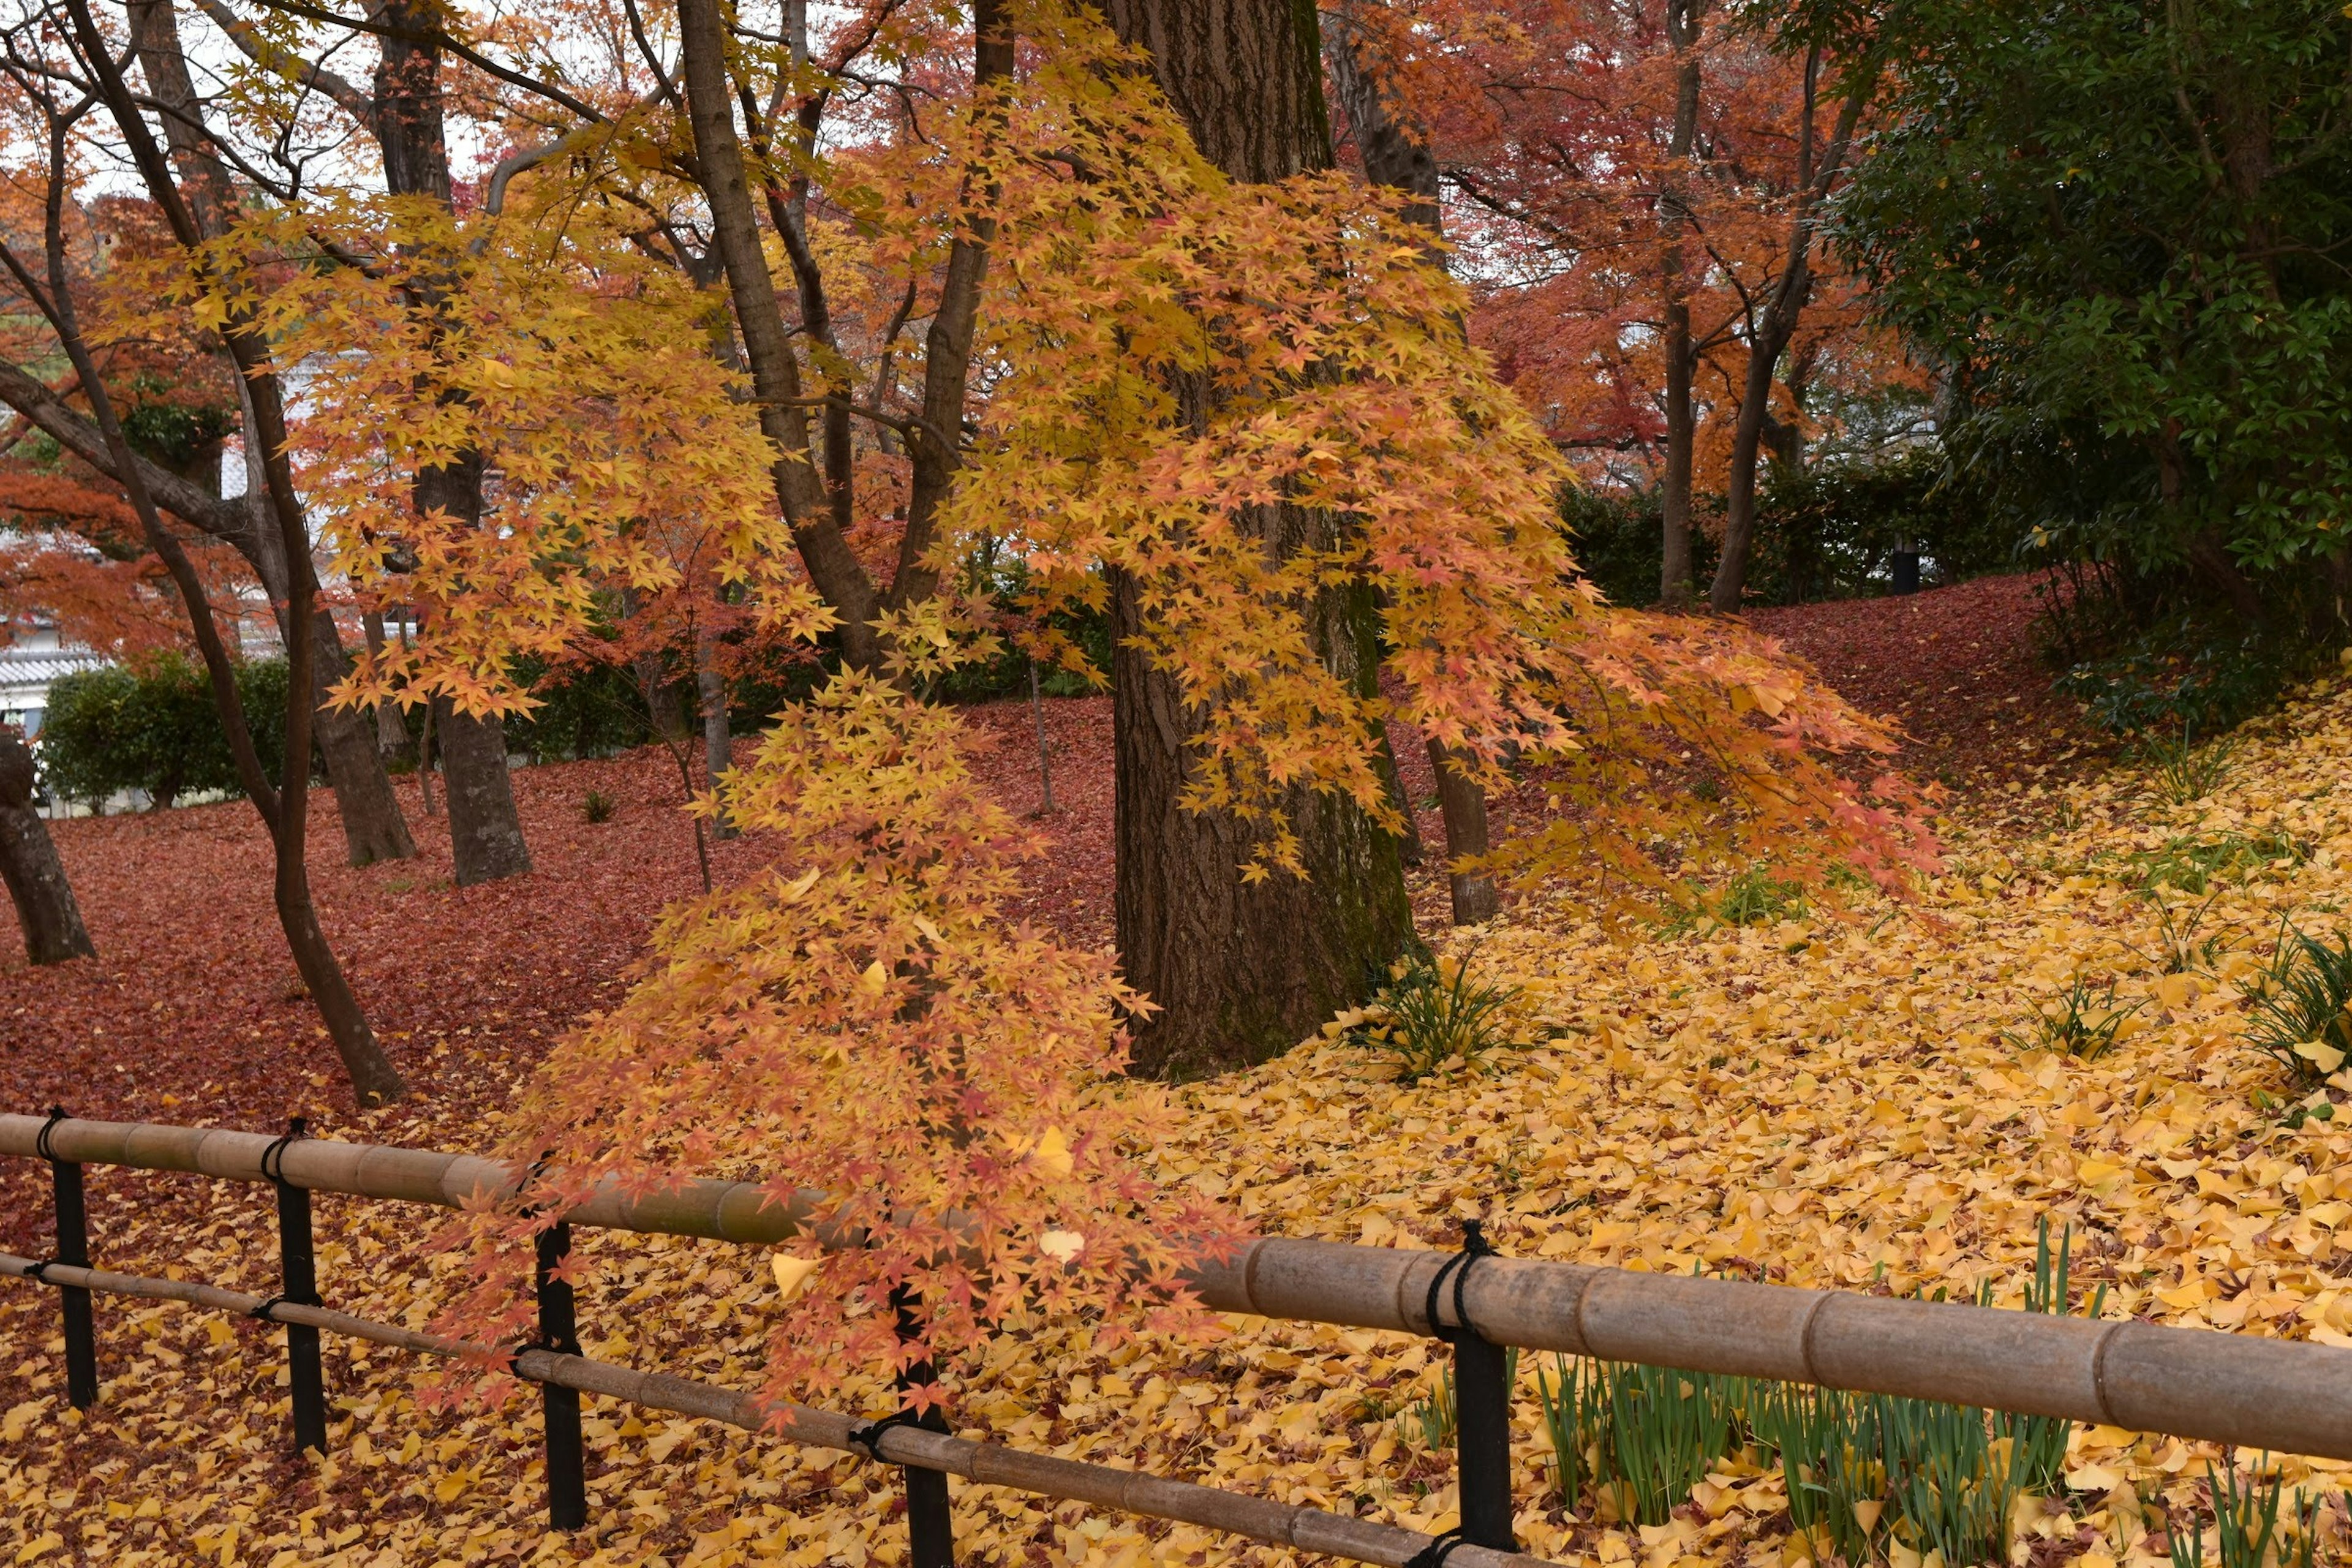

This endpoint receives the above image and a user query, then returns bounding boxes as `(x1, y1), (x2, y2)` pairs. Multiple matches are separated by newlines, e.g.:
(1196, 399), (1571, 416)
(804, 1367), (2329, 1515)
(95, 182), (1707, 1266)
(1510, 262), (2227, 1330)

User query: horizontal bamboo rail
(10, 1112), (2352, 1461)
(0, 1252), (1548, 1568)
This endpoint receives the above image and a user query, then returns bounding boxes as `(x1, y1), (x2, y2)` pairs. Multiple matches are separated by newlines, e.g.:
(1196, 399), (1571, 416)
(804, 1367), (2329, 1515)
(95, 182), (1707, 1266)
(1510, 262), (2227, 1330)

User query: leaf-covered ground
(6, 578), (2346, 1567)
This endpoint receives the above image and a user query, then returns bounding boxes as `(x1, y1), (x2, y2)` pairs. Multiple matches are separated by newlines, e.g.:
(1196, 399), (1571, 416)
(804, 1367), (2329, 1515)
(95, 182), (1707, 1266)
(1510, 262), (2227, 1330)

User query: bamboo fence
(0, 1250), (1548, 1568)
(6, 1110), (2348, 1461)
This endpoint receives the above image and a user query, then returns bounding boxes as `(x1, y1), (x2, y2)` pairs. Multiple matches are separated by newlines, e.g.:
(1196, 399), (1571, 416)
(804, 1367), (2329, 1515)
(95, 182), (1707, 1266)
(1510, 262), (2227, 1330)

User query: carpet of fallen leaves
(7, 585), (2352, 1567)
(1747, 573), (2114, 791)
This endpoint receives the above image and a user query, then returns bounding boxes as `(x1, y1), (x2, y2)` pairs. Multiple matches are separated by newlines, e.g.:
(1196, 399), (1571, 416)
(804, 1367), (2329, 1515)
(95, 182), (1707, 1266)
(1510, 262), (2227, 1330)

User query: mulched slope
(1746, 571), (2114, 790)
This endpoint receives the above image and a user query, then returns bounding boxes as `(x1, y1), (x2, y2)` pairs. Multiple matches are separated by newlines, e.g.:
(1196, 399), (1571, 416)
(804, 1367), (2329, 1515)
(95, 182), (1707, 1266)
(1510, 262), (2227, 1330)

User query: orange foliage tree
(96, 0), (1937, 1396)
(1333, 0), (1902, 608)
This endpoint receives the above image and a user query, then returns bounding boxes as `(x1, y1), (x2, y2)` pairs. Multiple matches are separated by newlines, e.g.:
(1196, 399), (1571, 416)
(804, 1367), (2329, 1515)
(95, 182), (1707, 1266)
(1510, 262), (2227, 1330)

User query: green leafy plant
(2244, 924), (2352, 1087)
(2133, 889), (2228, 975)
(1536, 1356), (1742, 1525)
(1992, 1221), (2103, 1495)
(1396, 1348), (1517, 1453)
(1660, 866), (1809, 935)
(1747, 1382), (1886, 1563)
(1352, 949), (1517, 1082)
(2167, 1460), (2330, 1568)
(2119, 830), (2302, 895)
(2136, 722), (2240, 806)
(582, 789), (616, 824)
(2007, 975), (2141, 1060)
(1744, 1223), (2095, 1562)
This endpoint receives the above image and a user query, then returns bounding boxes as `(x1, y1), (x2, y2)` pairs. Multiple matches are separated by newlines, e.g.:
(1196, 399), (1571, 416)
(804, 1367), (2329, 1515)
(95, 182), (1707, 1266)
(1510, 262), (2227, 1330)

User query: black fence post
(1430, 1219), (1516, 1552)
(892, 1286), (954, 1568)
(1453, 1329), (1515, 1548)
(535, 1221), (587, 1531)
(35, 1107), (96, 1410)
(262, 1118), (326, 1454)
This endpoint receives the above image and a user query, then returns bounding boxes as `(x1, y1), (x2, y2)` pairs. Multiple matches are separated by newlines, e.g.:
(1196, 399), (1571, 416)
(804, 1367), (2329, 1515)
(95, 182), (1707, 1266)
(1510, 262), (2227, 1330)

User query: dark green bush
(2054, 619), (2305, 743)
(42, 654), (292, 809)
(1559, 448), (2004, 609)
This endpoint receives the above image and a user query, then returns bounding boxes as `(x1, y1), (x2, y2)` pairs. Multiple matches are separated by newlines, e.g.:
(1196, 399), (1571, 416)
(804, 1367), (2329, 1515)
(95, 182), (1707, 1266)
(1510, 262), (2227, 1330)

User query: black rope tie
(1423, 1218), (1495, 1344)
(259, 1117), (307, 1186)
(847, 1408), (930, 1463)
(33, 1105), (67, 1163)
(249, 1294), (290, 1321)
(1404, 1525), (1473, 1568)
(25, 1109), (75, 1287)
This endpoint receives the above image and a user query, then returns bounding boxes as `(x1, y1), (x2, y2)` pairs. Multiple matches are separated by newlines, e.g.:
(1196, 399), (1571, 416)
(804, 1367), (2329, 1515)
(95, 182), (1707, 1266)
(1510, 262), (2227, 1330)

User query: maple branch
(0, 358), (251, 543)
(188, 0), (372, 120)
(241, 0), (606, 123)
(617, 0), (682, 110)
(0, 113), (284, 831)
(758, 395), (960, 456)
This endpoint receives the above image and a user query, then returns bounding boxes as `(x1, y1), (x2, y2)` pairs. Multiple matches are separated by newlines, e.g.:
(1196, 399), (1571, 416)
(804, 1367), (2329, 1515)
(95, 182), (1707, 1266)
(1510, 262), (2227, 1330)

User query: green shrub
(2244, 925), (2352, 1087)
(1559, 448), (2005, 609)
(582, 789), (616, 824)
(41, 654), (292, 809)
(2057, 623), (2301, 744)
(1349, 950), (1517, 1082)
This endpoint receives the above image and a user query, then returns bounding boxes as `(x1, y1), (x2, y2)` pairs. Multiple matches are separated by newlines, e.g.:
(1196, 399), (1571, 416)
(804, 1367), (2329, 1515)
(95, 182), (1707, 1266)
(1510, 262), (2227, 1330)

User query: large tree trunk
(1102, 0), (1414, 1075)
(1327, 9), (1501, 927)
(0, 737), (94, 964)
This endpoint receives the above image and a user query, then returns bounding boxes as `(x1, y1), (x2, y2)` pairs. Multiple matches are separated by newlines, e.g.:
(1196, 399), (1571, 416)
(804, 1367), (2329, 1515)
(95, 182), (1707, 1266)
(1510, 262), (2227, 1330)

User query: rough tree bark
(1102, 0), (1415, 1073)
(0, 736), (95, 964)
(1658, 0), (1706, 611)
(1327, 8), (1501, 927)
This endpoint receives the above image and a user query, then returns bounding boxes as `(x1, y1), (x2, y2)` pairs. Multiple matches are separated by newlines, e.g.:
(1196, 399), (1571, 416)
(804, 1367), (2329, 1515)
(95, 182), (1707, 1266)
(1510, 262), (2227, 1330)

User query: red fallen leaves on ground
(0, 575), (2102, 1247)
(1746, 571), (2114, 789)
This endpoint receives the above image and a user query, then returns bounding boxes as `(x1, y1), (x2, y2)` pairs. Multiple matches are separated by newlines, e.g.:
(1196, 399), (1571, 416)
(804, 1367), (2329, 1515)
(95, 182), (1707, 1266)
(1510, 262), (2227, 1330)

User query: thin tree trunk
(0, 736), (93, 963)
(695, 619), (735, 841)
(126, 0), (416, 870)
(417, 698), (437, 816)
(1709, 51), (1863, 614)
(1658, 0), (1706, 611)
(363, 610), (410, 761)
(40, 14), (405, 1100)
(1426, 741), (1500, 924)
(1328, 6), (1500, 924)
(1103, 0), (1413, 1074)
